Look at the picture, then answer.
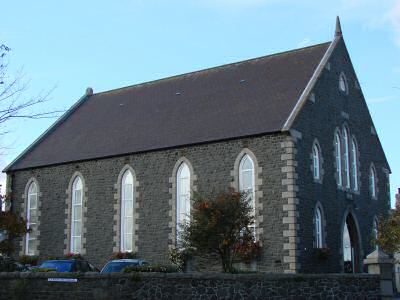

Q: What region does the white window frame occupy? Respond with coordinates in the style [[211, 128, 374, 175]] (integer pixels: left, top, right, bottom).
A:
[[239, 154, 256, 235], [312, 143, 320, 180], [315, 207, 323, 248], [70, 177, 83, 254], [351, 138, 358, 191], [343, 127, 350, 189], [335, 132, 342, 187], [370, 165, 377, 198], [176, 162, 191, 241], [120, 170, 134, 252], [25, 182, 38, 256]]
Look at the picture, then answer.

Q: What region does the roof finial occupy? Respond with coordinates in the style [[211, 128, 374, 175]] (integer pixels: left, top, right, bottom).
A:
[[86, 87, 93, 96], [335, 16, 342, 38]]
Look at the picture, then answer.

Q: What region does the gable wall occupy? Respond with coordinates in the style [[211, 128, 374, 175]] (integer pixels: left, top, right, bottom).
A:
[[291, 38, 390, 273], [9, 133, 290, 271]]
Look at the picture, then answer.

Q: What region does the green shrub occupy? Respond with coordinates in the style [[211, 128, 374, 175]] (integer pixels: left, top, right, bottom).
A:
[[123, 264, 179, 273], [109, 251, 137, 260], [229, 267, 258, 274], [44, 255, 58, 261], [31, 268, 56, 273], [0, 256, 18, 272], [168, 247, 196, 272], [64, 253, 84, 260], [18, 255, 39, 266]]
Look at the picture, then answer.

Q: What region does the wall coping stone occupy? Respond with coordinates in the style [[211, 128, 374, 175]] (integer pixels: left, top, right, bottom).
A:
[[0, 272, 379, 281], [364, 249, 393, 265]]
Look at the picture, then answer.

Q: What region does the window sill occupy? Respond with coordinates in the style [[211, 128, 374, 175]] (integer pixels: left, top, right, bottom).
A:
[[313, 178, 323, 184]]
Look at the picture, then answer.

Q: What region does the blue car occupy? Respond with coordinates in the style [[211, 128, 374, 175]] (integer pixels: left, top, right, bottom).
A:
[[100, 259, 149, 273], [37, 259, 99, 273]]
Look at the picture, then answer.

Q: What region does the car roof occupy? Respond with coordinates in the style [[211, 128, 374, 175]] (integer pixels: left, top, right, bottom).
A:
[[107, 259, 144, 263], [41, 260, 77, 263]]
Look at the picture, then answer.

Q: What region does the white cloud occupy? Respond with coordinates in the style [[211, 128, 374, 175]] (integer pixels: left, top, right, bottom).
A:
[[200, 0, 272, 9], [339, 0, 400, 47], [297, 37, 311, 48], [387, 1, 400, 46], [341, 0, 364, 9], [208, 0, 268, 4], [367, 95, 397, 104]]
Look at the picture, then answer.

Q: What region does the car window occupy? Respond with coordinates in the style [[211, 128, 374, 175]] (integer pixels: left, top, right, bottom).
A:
[[39, 261, 74, 272], [101, 262, 139, 273]]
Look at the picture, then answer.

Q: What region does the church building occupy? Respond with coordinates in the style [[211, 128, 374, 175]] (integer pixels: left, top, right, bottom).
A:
[[4, 18, 391, 273]]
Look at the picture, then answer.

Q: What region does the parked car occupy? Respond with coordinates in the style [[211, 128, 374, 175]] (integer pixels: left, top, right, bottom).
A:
[[0, 256, 28, 272], [101, 259, 149, 273], [37, 259, 99, 273], [14, 261, 29, 272]]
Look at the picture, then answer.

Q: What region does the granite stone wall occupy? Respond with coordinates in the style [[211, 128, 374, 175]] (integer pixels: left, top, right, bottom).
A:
[[0, 272, 380, 300], [8, 134, 289, 271], [291, 38, 391, 273]]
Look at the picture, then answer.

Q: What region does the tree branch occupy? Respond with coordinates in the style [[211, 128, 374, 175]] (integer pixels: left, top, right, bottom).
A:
[[0, 43, 62, 152]]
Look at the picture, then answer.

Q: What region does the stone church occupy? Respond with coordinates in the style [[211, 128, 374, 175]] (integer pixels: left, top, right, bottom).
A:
[[4, 18, 391, 273]]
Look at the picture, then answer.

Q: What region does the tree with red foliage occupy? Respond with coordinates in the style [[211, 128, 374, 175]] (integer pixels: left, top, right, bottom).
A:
[[0, 193, 28, 256], [182, 189, 261, 273], [374, 201, 400, 254]]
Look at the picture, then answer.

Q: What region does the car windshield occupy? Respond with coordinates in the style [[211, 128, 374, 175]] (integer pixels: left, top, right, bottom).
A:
[[101, 261, 139, 273], [39, 261, 74, 272]]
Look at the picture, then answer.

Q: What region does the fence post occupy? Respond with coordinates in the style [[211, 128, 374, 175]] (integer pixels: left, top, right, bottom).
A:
[[364, 249, 394, 299]]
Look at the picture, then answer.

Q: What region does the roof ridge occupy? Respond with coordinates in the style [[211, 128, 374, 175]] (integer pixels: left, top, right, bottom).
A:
[[94, 41, 331, 96]]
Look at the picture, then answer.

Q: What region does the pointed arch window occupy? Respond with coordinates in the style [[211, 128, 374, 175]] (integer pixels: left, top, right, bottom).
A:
[[71, 177, 83, 253], [342, 219, 352, 271], [315, 207, 323, 248], [26, 182, 38, 255], [351, 138, 358, 191], [339, 73, 348, 94], [335, 132, 342, 187], [121, 170, 134, 252], [312, 143, 321, 180], [239, 154, 255, 234], [343, 127, 350, 189], [176, 163, 190, 238], [369, 165, 377, 198]]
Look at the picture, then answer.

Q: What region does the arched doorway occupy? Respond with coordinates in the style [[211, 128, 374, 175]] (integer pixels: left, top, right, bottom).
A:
[[342, 213, 361, 273]]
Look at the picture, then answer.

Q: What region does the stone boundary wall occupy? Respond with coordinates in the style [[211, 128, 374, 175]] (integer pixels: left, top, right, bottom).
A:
[[0, 272, 380, 300]]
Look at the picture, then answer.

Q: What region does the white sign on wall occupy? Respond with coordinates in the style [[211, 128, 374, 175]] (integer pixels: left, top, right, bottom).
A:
[[48, 278, 78, 283]]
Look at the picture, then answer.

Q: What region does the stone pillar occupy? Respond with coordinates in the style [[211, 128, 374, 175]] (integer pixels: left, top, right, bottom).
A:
[[364, 249, 394, 299], [395, 188, 400, 208]]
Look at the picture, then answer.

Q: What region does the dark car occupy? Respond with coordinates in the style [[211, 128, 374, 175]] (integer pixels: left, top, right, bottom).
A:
[[100, 259, 149, 273], [37, 259, 99, 273], [0, 256, 28, 272]]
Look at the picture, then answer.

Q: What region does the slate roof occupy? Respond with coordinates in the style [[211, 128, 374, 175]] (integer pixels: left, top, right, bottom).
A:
[[6, 42, 331, 171]]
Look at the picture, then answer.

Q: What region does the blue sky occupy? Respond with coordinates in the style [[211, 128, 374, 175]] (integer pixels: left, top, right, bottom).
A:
[[1, 0, 399, 205]]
